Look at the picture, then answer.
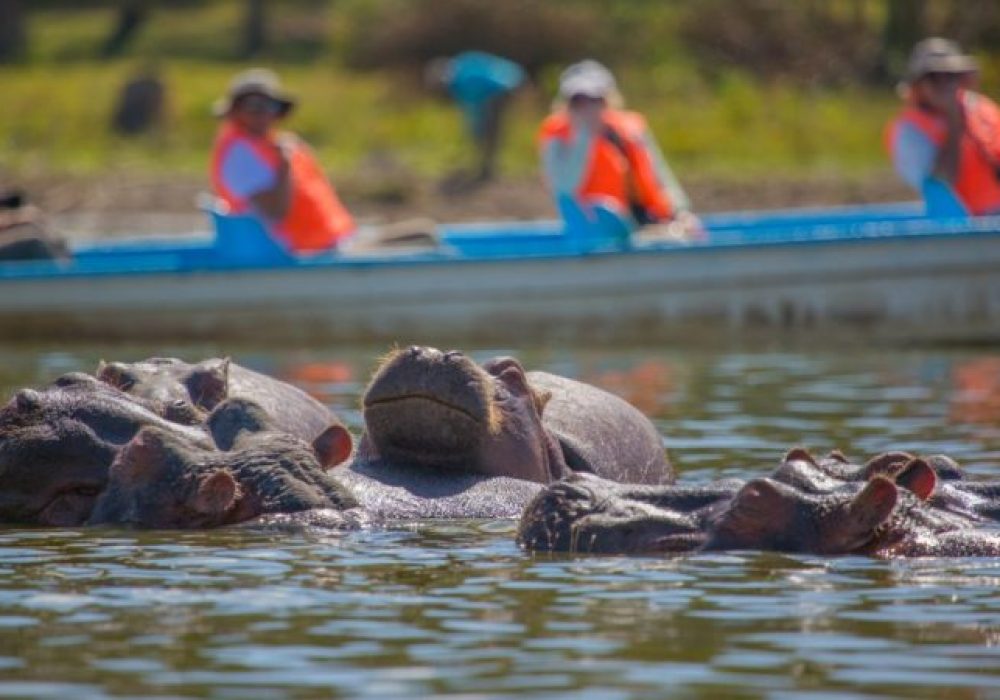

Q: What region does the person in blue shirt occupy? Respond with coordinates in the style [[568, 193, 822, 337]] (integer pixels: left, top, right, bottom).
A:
[[426, 51, 525, 184]]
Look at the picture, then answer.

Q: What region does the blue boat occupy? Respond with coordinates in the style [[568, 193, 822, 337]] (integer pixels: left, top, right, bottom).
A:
[[2, 202, 999, 344]]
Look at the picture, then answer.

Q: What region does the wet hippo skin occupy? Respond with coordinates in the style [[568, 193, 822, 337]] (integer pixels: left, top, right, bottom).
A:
[[0, 379, 212, 526], [87, 400, 359, 529], [97, 356, 347, 453], [518, 450, 1000, 558]]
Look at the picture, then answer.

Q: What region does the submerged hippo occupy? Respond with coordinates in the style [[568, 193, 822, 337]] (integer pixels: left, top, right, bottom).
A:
[[88, 400, 359, 529], [358, 346, 671, 485], [518, 454, 1000, 557], [0, 380, 212, 526], [96, 357, 347, 451], [771, 448, 1000, 523]]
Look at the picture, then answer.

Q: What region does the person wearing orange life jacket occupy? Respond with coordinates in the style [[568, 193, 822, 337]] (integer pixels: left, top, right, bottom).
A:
[[886, 38, 1000, 217], [210, 69, 355, 253], [538, 60, 702, 243]]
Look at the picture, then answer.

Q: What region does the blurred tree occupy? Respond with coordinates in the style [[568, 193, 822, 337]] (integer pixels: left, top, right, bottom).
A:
[[679, 0, 879, 86], [343, 0, 597, 79], [101, 0, 151, 58], [0, 0, 26, 62], [242, 0, 267, 58], [880, 0, 926, 79]]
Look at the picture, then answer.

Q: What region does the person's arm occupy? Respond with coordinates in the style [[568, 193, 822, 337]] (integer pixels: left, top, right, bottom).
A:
[[928, 86, 966, 185], [220, 137, 291, 221], [248, 137, 292, 220], [890, 122, 937, 192], [541, 126, 593, 196]]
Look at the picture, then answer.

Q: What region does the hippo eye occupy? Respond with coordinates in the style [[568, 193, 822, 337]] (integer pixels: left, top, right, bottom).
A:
[[73, 486, 101, 497]]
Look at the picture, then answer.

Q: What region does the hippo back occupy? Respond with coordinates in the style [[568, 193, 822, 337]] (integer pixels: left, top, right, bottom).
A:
[[226, 363, 341, 443], [340, 458, 543, 520], [528, 371, 672, 486]]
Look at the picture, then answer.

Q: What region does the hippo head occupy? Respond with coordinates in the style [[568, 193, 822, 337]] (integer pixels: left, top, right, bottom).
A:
[[0, 389, 114, 525], [207, 397, 352, 468], [0, 382, 210, 526], [707, 476, 900, 555], [88, 427, 242, 529], [97, 357, 230, 425], [89, 401, 357, 529], [771, 448, 851, 494], [361, 346, 566, 483], [517, 473, 705, 554]]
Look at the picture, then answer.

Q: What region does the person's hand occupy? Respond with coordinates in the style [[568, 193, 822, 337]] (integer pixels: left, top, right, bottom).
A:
[[638, 211, 706, 243], [925, 76, 965, 129], [673, 210, 706, 240], [274, 133, 296, 177]]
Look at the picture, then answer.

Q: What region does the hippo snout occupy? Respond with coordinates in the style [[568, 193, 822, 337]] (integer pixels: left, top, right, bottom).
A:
[[362, 346, 496, 466]]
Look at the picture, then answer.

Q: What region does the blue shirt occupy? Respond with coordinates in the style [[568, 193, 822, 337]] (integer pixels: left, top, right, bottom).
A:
[[446, 51, 525, 134]]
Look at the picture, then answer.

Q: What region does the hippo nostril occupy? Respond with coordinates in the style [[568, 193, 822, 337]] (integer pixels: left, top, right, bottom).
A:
[[407, 346, 423, 357]]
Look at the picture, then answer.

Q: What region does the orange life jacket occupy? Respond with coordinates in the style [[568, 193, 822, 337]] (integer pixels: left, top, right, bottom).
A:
[[887, 91, 1000, 216], [538, 109, 674, 222], [211, 122, 355, 252]]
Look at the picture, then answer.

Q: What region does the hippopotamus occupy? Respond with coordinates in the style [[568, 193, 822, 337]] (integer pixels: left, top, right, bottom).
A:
[[207, 395, 544, 520], [84, 394, 539, 525], [771, 448, 939, 498], [88, 399, 359, 529], [96, 357, 347, 452], [771, 448, 1000, 523], [518, 455, 1000, 557], [775, 448, 966, 486], [358, 346, 671, 485], [517, 472, 740, 554], [0, 379, 212, 526]]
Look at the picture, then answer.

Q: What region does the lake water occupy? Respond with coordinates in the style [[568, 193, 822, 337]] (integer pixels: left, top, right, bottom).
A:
[[1, 342, 1000, 699]]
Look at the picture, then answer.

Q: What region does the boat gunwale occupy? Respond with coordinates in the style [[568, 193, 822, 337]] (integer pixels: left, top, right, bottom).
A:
[[1, 211, 999, 283]]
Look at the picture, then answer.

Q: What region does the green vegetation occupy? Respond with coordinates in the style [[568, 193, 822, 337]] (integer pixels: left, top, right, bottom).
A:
[[2, 1, 998, 184]]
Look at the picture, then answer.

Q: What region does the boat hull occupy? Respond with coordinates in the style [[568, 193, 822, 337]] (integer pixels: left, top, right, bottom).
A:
[[4, 225, 999, 345]]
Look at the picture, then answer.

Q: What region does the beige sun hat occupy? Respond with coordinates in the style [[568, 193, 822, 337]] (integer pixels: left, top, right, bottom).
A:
[[212, 68, 296, 118], [903, 38, 978, 83]]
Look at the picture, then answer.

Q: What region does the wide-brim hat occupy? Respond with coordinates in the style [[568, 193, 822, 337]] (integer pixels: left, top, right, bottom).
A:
[[558, 59, 617, 100], [903, 37, 978, 83], [212, 68, 296, 118]]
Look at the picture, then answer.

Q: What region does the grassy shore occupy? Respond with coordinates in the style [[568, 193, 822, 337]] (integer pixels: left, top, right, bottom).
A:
[[1, 59, 907, 180]]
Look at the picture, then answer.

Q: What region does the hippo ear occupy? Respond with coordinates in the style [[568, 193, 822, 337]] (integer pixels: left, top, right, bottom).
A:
[[312, 425, 353, 469], [192, 470, 238, 516], [494, 363, 532, 397], [189, 358, 230, 411], [849, 476, 898, 529], [13, 388, 41, 412], [530, 388, 552, 415], [782, 447, 816, 465], [862, 451, 914, 479], [893, 458, 937, 501], [922, 454, 964, 481], [96, 361, 134, 391], [826, 449, 849, 464]]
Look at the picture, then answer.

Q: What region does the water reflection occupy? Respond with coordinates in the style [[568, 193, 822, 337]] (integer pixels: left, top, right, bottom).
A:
[[0, 345, 999, 697]]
